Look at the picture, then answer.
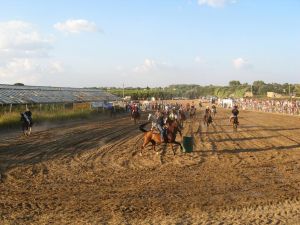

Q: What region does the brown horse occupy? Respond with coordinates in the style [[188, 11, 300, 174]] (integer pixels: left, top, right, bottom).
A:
[[203, 112, 213, 127], [131, 111, 140, 124], [230, 116, 239, 131], [139, 119, 182, 155]]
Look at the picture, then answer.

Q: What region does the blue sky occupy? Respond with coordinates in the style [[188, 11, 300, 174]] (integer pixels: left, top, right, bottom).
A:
[[0, 0, 299, 87]]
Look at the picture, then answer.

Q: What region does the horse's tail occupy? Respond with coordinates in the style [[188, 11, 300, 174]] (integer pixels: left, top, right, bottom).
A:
[[139, 122, 150, 132]]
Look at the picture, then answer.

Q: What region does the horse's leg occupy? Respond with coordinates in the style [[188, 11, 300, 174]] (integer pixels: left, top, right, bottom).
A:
[[140, 138, 150, 156], [171, 144, 176, 155], [150, 140, 156, 152], [173, 141, 183, 150], [28, 127, 32, 135]]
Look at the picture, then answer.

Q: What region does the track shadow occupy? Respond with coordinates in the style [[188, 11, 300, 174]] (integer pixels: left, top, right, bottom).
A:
[[199, 143, 300, 155], [213, 135, 279, 143]]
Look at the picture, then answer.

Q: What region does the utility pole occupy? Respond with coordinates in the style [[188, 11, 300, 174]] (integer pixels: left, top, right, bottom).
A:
[[122, 83, 125, 99], [289, 83, 291, 100]]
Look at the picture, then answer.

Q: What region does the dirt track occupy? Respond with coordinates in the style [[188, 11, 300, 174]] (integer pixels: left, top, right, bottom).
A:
[[0, 109, 300, 224]]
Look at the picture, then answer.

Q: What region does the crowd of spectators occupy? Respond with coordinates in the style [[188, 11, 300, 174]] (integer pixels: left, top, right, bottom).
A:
[[232, 99, 300, 116]]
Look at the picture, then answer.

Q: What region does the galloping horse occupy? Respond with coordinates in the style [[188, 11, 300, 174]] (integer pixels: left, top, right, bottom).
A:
[[230, 116, 239, 131], [203, 112, 213, 128], [139, 118, 182, 155], [20, 112, 32, 136]]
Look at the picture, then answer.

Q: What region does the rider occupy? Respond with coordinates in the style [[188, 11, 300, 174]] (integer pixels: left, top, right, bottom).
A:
[[205, 106, 211, 115], [212, 104, 217, 114], [156, 111, 166, 142], [21, 107, 33, 126], [204, 106, 212, 123], [231, 105, 239, 124], [168, 108, 177, 121], [199, 101, 202, 108], [132, 103, 138, 114]]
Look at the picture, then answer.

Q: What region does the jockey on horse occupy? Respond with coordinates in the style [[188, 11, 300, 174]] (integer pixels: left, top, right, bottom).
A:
[[141, 110, 182, 155], [203, 106, 213, 126], [168, 108, 178, 121], [230, 105, 239, 125], [20, 107, 33, 135], [147, 110, 168, 142]]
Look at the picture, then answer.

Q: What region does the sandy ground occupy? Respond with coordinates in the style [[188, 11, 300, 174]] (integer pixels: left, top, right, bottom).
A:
[[0, 108, 300, 224]]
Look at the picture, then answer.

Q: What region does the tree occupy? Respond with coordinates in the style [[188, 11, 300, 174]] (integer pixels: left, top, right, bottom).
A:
[[252, 80, 265, 87], [14, 83, 24, 86], [229, 80, 241, 86]]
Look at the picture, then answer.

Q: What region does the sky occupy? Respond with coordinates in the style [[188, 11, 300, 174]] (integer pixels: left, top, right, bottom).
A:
[[0, 0, 299, 87]]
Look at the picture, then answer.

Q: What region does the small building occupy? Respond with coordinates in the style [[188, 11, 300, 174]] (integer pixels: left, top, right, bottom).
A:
[[221, 98, 234, 108]]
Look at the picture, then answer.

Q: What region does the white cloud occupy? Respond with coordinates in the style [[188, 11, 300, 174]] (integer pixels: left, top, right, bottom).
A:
[[233, 57, 252, 70], [133, 59, 171, 73], [0, 20, 63, 84], [0, 20, 53, 58], [0, 58, 64, 84], [54, 19, 100, 34], [133, 59, 158, 73], [198, 0, 237, 7]]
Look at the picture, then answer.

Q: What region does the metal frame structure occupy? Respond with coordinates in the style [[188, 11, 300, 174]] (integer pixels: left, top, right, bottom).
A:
[[0, 84, 119, 105]]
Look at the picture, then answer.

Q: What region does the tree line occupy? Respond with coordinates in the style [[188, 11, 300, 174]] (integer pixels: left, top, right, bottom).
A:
[[101, 81, 300, 100]]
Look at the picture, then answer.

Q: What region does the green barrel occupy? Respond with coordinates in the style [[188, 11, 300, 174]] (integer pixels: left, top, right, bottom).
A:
[[182, 136, 193, 153]]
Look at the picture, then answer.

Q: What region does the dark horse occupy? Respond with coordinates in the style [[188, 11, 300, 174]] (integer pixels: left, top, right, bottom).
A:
[[230, 116, 239, 131], [190, 107, 196, 119], [20, 112, 32, 136], [203, 112, 213, 128], [131, 110, 140, 124], [139, 118, 182, 155]]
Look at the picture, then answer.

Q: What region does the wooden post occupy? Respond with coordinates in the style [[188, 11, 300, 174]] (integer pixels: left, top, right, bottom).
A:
[[9, 104, 12, 113]]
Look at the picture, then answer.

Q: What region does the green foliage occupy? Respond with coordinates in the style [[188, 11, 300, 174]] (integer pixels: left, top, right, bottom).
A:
[[104, 81, 298, 100], [229, 80, 241, 86]]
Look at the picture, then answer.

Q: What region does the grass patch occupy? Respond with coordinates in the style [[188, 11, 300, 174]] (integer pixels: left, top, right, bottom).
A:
[[0, 110, 99, 129]]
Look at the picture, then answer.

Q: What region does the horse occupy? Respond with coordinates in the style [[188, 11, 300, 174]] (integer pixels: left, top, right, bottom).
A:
[[139, 118, 182, 156], [230, 116, 239, 131], [131, 110, 140, 124], [190, 107, 196, 119], [20, 112, 32, 136], [203, 112, 213, 128]]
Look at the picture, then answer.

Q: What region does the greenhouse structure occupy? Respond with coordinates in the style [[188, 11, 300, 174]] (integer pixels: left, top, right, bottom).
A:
[[0, 84, 119, 113]]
